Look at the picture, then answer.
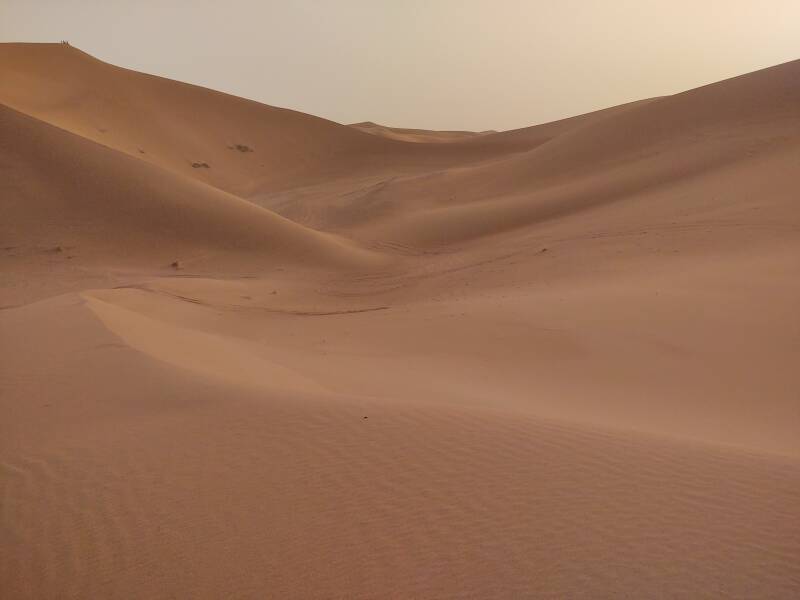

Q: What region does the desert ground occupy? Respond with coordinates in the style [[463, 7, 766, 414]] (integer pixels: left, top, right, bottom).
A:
[[1, 43, 799, 598]]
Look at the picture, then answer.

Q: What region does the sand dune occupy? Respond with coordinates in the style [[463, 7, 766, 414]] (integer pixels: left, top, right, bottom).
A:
[[2, 44, 799, 599], [0, 44, 541, 197], [349, 120, 494, 143], [284, 59, 800, 245], [0, 43, 384, 195], [0, 104, 379, 270]]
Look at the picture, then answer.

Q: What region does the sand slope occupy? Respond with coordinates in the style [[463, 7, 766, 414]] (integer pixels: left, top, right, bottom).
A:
[[0, 104, 379, 270], [2, 44, 800, 599], [0, 44, 544, 197], [0, 43, 384, 195]]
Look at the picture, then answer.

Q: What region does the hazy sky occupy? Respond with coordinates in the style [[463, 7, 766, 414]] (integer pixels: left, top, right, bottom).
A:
[[3, 1, 800, 131]]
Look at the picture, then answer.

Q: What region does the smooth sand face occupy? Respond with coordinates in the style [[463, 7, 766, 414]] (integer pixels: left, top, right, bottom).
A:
[[2, 43, 800, 599]]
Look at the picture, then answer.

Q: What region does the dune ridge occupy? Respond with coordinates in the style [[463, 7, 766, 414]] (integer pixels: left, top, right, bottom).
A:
[[2, 44, 799, 599]]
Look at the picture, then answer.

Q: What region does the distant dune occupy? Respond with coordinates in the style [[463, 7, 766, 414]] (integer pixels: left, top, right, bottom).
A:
[[2, 43, 799, 599], [349, 120, 495, 143]]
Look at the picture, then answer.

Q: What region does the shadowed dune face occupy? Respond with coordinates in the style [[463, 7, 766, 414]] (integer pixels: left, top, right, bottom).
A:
[[0, 103, 382, 272], [2, 43, 800, 599]]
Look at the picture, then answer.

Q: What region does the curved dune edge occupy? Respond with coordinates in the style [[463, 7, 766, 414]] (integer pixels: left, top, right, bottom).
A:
[[82, 292, 330, 395]]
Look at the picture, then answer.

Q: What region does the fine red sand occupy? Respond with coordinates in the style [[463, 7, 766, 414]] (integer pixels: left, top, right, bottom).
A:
[[2, 43, 799, 599]]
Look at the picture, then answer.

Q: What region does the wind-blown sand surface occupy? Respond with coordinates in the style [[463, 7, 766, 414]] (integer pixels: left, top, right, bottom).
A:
[[2, 43, 799, 598]]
